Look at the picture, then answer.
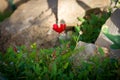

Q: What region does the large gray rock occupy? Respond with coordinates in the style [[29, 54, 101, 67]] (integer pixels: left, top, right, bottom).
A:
[[71, 41, 98, 66], [58, 0, 111, 27], [0, 0, 58, 51], [71, 41, 111, 66], [0, 0, 111, 52], [95, 9, 120, 58]]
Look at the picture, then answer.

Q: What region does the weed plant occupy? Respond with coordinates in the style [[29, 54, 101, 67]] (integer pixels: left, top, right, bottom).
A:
[[74, 13, 110, 43], [0, 42, 119, 80]]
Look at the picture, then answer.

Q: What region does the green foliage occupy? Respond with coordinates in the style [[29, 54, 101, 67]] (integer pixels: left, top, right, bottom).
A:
[[0, 43, 73, 80], [0, 43, 119, 80], [74, 56, 119, 80], [104, 33, 120, 49], [0, 12, 12, 22], [74, 13, 110, 43], [98, 47, 105, 56]]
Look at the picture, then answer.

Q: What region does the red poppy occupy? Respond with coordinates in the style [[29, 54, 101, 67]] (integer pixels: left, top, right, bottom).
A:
[[53, 24, 66, 33]]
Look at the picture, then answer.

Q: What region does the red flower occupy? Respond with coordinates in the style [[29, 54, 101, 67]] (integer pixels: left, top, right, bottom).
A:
[[53, 24, 66, 33], [13, 46, 17, 52], [13, 46, 20, 53]]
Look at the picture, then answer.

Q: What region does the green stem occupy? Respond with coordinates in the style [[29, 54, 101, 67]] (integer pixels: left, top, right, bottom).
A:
[[75, 34, 80, 49]]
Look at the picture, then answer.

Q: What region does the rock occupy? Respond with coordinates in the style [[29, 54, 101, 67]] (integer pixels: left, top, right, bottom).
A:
[[71, 41, 112, 66], [0, 0, 9, 13], [95, 9, 120, 47], [58, 31, 73, 40], [95, 9, 120, 58], [71, 41, 97, 66], [0, 0, 112, 52], [85, 44, 97, 56], [0, 0, 58, 52], [58, 0, 111, 27]]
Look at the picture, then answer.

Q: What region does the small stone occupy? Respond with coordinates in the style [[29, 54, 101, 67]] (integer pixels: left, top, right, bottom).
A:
[[85, 44, 97, 56]]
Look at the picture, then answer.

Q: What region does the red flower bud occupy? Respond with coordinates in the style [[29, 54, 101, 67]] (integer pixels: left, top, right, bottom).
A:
[[13, 46, 17, 52], [53, 24, 66, 33]]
